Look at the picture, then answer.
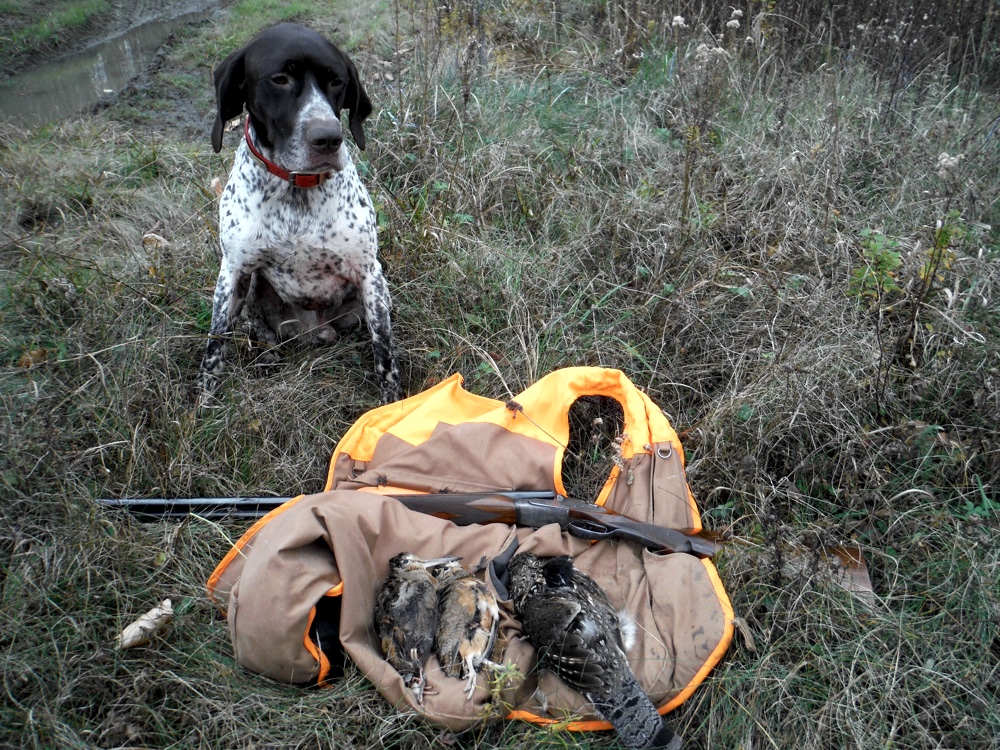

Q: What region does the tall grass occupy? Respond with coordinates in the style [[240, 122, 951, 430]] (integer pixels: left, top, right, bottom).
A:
[[1, 0, 998, 747]]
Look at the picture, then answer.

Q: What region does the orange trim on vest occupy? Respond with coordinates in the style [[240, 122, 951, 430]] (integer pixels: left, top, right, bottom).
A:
[[302, 604, 332, 686], [685, 485, 703, 534], [206, 494, 306, 604], [654, 558, 734, 714], [593, 464, 619, 506], [324, 374, 497, 491], [503, 710, 613, 732], [356, 485, 423, 495]]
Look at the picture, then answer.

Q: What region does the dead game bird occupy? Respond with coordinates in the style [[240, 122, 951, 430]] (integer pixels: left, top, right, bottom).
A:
[[507, 553, 682, 750], [434, 559, 505, 699], [374, 553, 458, 704]]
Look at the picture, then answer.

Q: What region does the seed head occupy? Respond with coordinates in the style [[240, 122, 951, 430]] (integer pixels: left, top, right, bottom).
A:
[[936, 152, 964, 181]]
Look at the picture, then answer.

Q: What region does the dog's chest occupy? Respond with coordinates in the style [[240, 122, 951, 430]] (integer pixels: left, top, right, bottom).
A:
[[221, 145, 378, 306]]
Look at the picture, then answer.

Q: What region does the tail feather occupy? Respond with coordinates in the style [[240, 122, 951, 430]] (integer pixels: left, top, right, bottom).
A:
[[588, 672, 682, 750]]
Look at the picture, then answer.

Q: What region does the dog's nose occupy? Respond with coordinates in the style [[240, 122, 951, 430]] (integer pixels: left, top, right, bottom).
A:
[[306, 121, 344, 154]]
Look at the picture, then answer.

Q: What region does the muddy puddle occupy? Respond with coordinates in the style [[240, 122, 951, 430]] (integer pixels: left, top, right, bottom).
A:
[[0, 5, 219, 126]]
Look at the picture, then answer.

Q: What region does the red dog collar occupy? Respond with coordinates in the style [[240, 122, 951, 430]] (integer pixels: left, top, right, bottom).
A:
[[244, 116, 330, 189]]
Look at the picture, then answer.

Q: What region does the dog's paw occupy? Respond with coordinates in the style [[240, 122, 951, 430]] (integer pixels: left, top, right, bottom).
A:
[[196, 369, 222, 409], [311, 327, 339, 346], [250, 348, 281, 378]]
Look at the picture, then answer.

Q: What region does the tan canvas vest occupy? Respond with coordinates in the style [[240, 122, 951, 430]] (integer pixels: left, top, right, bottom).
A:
[[208, 367, 733, 732]]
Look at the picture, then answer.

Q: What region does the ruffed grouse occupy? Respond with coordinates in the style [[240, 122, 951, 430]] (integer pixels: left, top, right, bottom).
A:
[[507, 552, 682, 750]]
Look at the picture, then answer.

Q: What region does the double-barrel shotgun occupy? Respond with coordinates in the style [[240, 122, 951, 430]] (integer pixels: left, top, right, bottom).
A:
[[96, 490, 720, 559]]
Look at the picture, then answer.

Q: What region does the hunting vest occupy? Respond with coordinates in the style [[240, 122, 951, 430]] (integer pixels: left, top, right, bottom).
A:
[[208, 367, 733, 731]]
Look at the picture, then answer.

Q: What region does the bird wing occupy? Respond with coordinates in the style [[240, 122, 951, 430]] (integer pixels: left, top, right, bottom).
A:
[[523, 591, 607, 693], [570, 568, 629, 652], [375, 573, 439, 671]]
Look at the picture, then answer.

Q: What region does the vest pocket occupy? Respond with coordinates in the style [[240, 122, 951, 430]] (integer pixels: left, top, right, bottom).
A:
[[649, 441, 697, 530]]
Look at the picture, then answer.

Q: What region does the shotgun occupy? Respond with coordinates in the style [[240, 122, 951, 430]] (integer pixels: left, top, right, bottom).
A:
[[95, 491, 720, 559]]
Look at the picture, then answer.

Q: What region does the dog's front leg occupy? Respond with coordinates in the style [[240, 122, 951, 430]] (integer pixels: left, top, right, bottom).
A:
[[197, 263, 252, 405], [360, 270, 402, 404]]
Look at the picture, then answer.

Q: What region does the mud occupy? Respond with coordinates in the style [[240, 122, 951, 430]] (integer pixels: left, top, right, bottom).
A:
[[4, 0, 217, 76], [2, 0, 224, 136], [3, 7, 218, 126]]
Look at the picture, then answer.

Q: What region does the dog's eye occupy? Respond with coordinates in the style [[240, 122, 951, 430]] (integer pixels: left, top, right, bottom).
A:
[[270, 74, 291, 86], [321, 69, 342, 88]]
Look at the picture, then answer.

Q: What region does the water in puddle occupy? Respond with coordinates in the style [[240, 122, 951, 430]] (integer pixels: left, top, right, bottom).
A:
[[0, 7, 216, 126]]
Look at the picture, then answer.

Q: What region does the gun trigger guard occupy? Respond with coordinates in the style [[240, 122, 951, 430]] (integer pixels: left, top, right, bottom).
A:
[[566, 519, 614, 541]]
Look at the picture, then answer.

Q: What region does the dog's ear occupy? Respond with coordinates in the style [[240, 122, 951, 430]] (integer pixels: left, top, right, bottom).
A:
[[341, 53, 372, 151], [211, 47, 248, 153]]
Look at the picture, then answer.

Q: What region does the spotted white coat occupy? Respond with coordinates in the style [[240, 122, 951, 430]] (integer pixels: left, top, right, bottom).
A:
[[198, 23, 401, 405]]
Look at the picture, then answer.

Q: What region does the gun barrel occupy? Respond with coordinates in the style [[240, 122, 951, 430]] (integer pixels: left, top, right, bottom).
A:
[[96, 497, 288, 517]]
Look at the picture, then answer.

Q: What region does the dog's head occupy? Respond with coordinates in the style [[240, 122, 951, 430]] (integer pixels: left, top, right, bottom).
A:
[[211, 23, 372, 173]]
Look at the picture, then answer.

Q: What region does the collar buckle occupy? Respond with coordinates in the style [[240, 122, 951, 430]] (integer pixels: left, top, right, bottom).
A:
[[286, 171, 326, 189]]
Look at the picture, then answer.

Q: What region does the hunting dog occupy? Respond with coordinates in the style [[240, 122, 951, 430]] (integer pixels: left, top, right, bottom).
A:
[[199, 23, 401, 404]]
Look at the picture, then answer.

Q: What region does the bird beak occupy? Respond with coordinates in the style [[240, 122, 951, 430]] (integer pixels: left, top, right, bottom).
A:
[[420, 556, 461, 568]]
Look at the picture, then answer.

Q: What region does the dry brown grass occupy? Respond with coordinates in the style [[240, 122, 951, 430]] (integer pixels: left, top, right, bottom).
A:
[[2, 0, 999, 747]]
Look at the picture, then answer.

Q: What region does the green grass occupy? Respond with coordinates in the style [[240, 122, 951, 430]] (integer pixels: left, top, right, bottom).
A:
[[2, 0, 110, 63], [2, 0, 999, 748], [12, 0, 109, 42]]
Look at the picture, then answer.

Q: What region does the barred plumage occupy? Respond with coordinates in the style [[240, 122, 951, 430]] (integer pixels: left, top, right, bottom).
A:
[[508, 552, 682, 750], [374, 553, 457, 704], [434, 560, 505, 699]]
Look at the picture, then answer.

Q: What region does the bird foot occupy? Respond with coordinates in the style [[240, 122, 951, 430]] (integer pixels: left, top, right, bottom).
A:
[[407, 663, 437, 707], [414, 684, 440, 705], [463, 673, 477, 700], [409, 682, 440, 706]]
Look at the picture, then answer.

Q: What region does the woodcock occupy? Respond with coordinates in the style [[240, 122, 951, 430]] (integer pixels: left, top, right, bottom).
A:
[[374, 553, 457, 704], [507, 552, 683, 750], [433, 559, 505, 699]]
